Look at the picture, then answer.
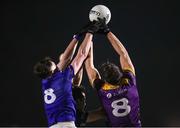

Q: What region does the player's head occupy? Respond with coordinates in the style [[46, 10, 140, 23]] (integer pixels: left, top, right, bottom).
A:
[[99, 61, 123, 86], [72, 86, 86, 111], [33, 57, 57, 79]]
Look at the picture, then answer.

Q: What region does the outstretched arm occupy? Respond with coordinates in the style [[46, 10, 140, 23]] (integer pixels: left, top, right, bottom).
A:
[[71, 33, 93, 75], [71, 20, 101, 75], [57, 38, 78, 71], [85, 41, 101, 87], [107, 32, 135, 74], [73, 67, 83, 87]]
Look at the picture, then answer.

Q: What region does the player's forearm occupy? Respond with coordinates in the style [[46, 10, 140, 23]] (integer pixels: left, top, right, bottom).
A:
[[71, 33, 93, 75], [85, 43, 101, 86], [107, 32, 135, 72], [62, 38, 79, 62], [107, 32, 128, 57], [85, 61, 98, 86], [73, 67, 83, 86], [85, 58, 93, 86], [78, 33, 93, 58]]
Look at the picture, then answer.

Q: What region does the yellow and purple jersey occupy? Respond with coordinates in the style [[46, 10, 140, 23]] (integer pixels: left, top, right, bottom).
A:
[[94, 69, 141, 127], [41, 65, 76, 127]]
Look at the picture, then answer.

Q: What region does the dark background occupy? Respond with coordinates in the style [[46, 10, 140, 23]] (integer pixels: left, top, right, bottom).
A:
[[1, 0, 180, 126]]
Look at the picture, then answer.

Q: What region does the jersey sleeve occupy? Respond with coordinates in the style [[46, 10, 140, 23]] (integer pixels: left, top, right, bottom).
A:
[[122, 69, 136, 86], [69, 65, 75, 76], [64, 65, 74, 80], [93, 79, 105, 91]]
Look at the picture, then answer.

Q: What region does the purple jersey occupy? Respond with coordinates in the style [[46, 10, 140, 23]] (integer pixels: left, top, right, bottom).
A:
[[94, 70, 141, 127], [41, 65, 76, 127]]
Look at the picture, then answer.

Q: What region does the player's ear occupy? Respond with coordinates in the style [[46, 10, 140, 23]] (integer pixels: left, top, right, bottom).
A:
[[59, 54, 64, 61]]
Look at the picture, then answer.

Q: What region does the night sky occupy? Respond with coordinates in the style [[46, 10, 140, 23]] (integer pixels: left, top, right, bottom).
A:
[[1, 0, 180, 126]]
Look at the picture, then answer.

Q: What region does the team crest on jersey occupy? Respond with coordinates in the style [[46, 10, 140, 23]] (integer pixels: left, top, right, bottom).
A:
[[106, 93, 112, 99]]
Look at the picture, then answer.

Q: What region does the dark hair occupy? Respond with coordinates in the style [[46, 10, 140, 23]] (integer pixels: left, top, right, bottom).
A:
[[99, 61, 123, 85], [33, 57, 53, 79], [72, 86, 86, 101]]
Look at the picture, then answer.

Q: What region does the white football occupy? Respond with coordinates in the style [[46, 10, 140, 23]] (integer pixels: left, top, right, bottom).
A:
[[89, 5, 111, 24]]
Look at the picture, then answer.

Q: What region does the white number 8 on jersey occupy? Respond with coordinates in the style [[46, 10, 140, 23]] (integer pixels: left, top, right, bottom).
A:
[[111, 98, 131, 117], [44, 88, 56, 104]]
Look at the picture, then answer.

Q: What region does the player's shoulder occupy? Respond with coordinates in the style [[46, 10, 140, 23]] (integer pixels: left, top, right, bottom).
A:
[[93, 78, 105, 90], [68, 64, 74, 72], [56, 65, 74, 80], [121, 68, 136, 86], [63, 65, 74, 74], [122, 68, 135, 76]]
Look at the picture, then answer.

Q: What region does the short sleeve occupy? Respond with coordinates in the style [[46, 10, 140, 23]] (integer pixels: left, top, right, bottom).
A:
[[122, 69, 136, 86], [69, 65, 75, 77], [63, 65, 74, 80], [93, 79, 105, 91]]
